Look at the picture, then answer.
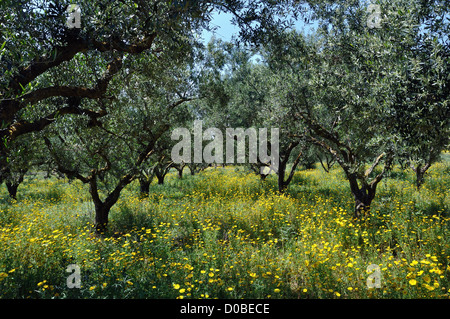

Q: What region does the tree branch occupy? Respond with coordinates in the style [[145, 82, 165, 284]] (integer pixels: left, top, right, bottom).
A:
[[285, 146, 304, 186], [369, 151, 394, 188], [307, 134, 350, 173], [17, 56, 122, 107], [43, 136, 90, 183], [364, 152, 385, 178], [1, 33, 156, 135], [296, 109, 355, 164], [7, 104, 107, 140]]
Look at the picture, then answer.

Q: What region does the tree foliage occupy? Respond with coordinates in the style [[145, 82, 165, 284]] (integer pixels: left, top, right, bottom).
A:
[[259, 0, 449, 214]]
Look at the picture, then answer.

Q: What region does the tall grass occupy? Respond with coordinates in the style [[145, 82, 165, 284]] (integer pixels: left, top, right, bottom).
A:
[[0, 161, 449, 299]]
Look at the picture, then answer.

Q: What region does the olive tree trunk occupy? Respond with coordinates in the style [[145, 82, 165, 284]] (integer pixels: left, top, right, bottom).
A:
[[410, 163, 431, 190], [89, 175, 132, 234], [348, 173, 378, 218]]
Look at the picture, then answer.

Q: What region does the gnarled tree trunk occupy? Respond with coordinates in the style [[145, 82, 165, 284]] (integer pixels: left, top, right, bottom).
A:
[[156, 172, 165, 185], [3, 168, 27, 200], [6, 182, 20, 200], [410, 163, 431, 190], [153, 161, 172, 185], [173, 163, 185, 179], [139, 177, 151, 198], [277, 141, 304, 193], [89, 175, 132, 234], [93, 202, 110, 235], [348, 173, 378, 218], [346, 151, 393, 218]]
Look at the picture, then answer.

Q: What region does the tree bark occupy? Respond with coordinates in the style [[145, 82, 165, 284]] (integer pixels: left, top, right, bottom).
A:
[[93, 202, 110, 235], [0, 155, 7, 187], [175, 163, 185, 179], [154, 161, 172, 185], [6, 182, 19, 200], [277, 141, 303, 193], [89, 175, 131, 234], [415, 168, 425, 190], [278, 159, 288, 193], [3, 168, 26, 200], [156, 174, 165, 185], [188, 165, 196, 176], [139, 177, 151, 198], [410, 163, 431, 190], [348, 173, 378, 218]]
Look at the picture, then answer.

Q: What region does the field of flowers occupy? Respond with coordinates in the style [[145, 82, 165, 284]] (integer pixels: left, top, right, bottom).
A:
[[0, 159, 449, 299]]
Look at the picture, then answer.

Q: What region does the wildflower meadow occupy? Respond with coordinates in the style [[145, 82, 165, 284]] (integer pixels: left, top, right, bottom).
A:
[[0, 156, 449, 299]]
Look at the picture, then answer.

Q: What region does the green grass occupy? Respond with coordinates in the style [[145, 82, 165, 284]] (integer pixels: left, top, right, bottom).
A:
[[0, 159, 449, 299]]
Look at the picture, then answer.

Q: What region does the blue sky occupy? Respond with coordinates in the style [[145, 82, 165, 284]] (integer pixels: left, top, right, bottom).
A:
[[201, 11, 241, 43], [200, 11, 318, 44]]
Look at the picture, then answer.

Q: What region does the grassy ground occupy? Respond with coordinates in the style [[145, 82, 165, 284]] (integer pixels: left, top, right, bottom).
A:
[[0, 159, 449, 299]]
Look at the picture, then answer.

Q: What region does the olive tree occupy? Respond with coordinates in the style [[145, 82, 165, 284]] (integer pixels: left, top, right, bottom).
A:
[[264, 0, 449, 216], [197, 38, 310, 192], [42, 44, 196, 233]]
